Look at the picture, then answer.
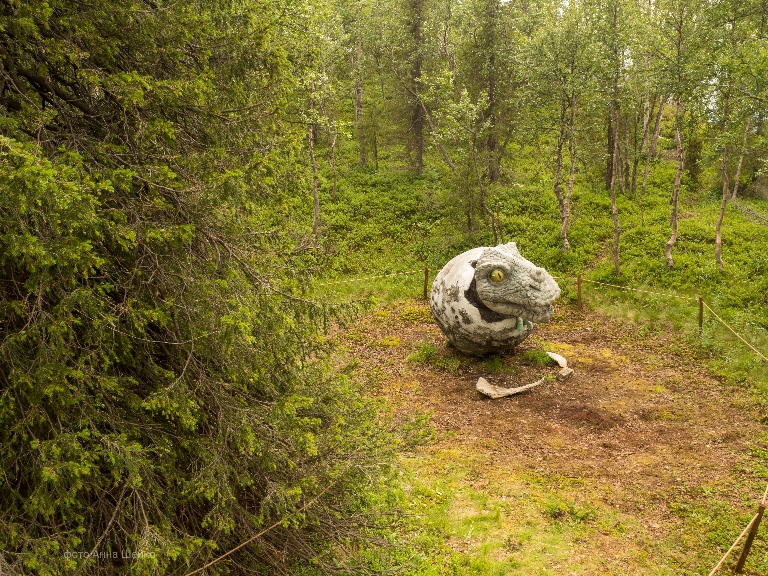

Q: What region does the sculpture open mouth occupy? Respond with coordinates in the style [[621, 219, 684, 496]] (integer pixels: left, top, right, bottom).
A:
[[465, 280, 556, 324], [520, 304, 555, 323], [481, 298, 556, 324]]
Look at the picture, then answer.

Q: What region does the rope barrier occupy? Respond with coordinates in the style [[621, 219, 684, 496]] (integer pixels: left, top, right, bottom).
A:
[[707, 513, 760, 576], [183, 474, 341, 576], [579, 277, 700, 301], [315, 267, 767, 363], [702, 301, 768, 363], [315, 269, 424, 287]]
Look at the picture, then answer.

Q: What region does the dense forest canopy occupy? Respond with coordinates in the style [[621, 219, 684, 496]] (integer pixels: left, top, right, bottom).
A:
[[0, 0, 766, 574]]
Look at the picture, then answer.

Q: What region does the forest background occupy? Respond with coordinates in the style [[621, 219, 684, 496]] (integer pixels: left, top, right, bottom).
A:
[[0, 0, 767, 574]]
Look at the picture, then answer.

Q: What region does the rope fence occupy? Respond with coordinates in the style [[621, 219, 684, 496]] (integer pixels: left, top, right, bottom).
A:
[[316, 266, 767, 365], [315, 263, 768, 573], [578, 277, 699, 301]]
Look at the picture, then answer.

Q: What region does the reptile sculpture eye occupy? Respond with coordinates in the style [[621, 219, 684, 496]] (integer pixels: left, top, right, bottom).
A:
[[490, 269, 505, 282]]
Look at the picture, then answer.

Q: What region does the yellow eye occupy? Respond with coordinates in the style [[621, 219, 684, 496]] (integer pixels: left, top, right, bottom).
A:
[[490, 269, 505, 282]]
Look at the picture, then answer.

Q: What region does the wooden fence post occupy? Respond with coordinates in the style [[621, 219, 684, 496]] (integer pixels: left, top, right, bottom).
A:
[[699, 297, 704, 333], [735, 490, 768, 573], [423, 266, 429, 300], [577, 275, 582, 311]]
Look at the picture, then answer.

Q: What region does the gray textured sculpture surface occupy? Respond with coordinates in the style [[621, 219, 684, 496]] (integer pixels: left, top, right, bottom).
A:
[[430, 242, 561, 356]]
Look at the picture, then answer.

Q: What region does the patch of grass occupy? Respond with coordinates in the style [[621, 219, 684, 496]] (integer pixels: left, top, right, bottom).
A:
[[479, 355, 517, 376], [543, 497, 597, 524], [434, 356, 462, 375], [408, 342, 463, 375], [399, 305, 432, 324], [408, 343, 437, 364], [373, 336, 401, 347], [522, 350, 557, 366]]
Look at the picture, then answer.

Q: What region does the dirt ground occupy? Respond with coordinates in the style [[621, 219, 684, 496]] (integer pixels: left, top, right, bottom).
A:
[[338, 301, 768, 574]]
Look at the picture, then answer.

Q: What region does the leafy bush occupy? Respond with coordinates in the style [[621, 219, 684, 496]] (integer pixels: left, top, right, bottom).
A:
[[0, 2, 406, 574]]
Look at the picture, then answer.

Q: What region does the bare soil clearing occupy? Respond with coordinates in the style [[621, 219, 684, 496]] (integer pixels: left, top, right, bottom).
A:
[[338, 301, 768, 574]]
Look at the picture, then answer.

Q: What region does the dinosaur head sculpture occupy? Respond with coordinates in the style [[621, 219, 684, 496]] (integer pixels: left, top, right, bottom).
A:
[[472, 242, 560, 324]]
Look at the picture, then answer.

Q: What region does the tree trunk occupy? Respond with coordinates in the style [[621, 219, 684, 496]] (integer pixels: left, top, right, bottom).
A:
[[610, 106, 622, 275], [553, 101, 568, 252], [631, 101, 651, 196], [623, 111, 631, 193], [474, 140, 498, 244], [320, 69, 338, 201], [716, 146, 729, 271], [731, 117, 751, 199], [605, 108, 614, 190], [309, 123, 320, 239], [564, 99, 578, 254], [616, 108, 625, 196], [329, 128, 338, 200], [354, 1, 366, 167], [410, 0, 424, 175], [640, 95, 666, 223], [648, 95, 666, 158], [372, 108, 378, 172], [715, 93, 730, 271], [665, 98, 684, 267]]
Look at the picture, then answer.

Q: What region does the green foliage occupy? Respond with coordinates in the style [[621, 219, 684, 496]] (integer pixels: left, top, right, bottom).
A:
[[0, 1, 408, 575]]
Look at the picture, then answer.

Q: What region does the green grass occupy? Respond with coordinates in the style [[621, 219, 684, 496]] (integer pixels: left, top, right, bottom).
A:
[[395, 449, 670, 575], [408, 342, 463, 375]]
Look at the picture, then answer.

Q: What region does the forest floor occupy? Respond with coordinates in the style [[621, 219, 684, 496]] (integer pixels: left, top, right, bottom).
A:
[[336, 300, 768, 575]]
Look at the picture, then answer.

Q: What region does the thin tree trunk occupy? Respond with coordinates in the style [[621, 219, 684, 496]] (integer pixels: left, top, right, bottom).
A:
[[616, 130, 625, 196], [623, 111, 631, 193], [354, 1, 366, 167], [631, 101, 650, 196], [610, 106, 622, 275], [606, 108, 614, 190], [665, 98, 684, 267], [410, 0, 424, 175], [487, 53, 499, 183], [330, 128, 338, 199], [553, 101, 568, 252], [319, 61, 338, 201], [715, 93, 730, 271], [606, 6, 619, 192], [473, 139, 497, 244], [564, 99, 578, 254], [640, 95, 666, 223], [716, 146, 729, 271], [731, 117, 751, 199], [392, 59, 457, 174], [321, 88, 338, 201], [648, 95, 666, 158], [372, 108, 378, 172], [467, 185, 474, 233], [309, 123, 320, 239]]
